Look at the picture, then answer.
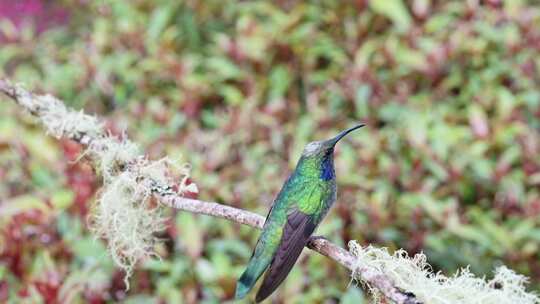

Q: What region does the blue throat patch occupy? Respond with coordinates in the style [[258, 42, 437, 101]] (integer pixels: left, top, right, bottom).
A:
[[320, 155, 334, 180]]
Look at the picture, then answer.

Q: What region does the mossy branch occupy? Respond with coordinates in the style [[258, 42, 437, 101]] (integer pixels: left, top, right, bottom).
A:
[[2, 78, 537, 304]]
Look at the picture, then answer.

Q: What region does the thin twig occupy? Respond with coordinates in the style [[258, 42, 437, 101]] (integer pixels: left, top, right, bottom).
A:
[[0, 78, 421, 304]]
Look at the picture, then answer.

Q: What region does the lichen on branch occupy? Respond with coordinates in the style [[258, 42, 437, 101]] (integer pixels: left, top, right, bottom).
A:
[[0, 79, 192, 286], [349, 241, 538, 304]]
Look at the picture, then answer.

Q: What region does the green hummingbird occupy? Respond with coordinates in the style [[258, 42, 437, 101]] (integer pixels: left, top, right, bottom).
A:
[[235, 124, 365, 302]]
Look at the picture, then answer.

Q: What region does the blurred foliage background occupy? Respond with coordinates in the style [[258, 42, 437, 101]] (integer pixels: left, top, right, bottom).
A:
[[1, 0, 540, 303]]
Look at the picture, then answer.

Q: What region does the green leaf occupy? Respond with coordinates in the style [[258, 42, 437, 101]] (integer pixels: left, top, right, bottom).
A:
[[341, 286, 366, 304], [147, 5, 175, 43], [51, 189, 75, 210], [0, 195, 47, 220], [354, 85, 371, 118], [219, 85, 244, 105], [268, 65, 292, 100], [176, 213, 203, 258], [370, 0, 412, 31]]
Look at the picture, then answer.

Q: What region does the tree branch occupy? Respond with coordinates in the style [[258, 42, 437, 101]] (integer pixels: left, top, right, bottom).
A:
[[0, 78, 421, 304]]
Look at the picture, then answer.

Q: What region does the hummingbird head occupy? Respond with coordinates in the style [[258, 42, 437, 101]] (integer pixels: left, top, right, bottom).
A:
[[298, 124, 365, 180], [301, 124, 365, 157]]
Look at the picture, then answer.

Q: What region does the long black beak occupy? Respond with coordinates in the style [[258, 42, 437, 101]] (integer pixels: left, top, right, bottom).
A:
[[326, 124, 365, 147]]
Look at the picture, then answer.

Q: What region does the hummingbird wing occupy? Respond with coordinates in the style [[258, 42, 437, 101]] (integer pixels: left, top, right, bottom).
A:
[[255, 208, 317, 302]]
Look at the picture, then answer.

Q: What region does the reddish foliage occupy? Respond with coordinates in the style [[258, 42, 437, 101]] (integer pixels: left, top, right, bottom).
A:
[[0, 210, 70, 278], [83, 290, 107, 304], [182, 178, 198, 199], [33, 271, 61, 303], [109, 271, 127, 301], [0, 0, 69, 40], [0, 281, 8, 302], [2, 210, 46, 278], [61, 140, 97, 215]]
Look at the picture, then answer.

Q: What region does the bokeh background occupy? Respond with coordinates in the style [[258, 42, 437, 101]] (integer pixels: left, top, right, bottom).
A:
[[1, 0, 540, 303]]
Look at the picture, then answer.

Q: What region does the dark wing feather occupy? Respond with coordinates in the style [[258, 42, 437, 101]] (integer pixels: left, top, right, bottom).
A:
[[255, 209, 317, 302]]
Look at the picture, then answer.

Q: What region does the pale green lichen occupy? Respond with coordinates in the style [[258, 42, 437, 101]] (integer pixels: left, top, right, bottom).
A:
[[91, 136, 140, 180], [31, 86, 191, 288], [88, 170, 166, 288], [87, 145, 189, 288], [349, 241, 539, 304], [36, 93, 104, 140]]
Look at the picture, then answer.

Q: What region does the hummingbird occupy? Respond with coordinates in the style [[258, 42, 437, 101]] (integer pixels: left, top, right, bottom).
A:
[[235, 124, 365, 302]]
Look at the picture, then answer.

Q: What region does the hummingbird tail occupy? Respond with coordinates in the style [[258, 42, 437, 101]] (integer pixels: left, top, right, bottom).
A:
[[235, 249, 273, 299], [235, 272, 256, 299]]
